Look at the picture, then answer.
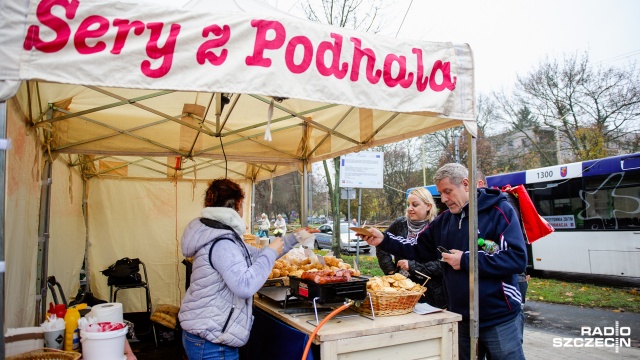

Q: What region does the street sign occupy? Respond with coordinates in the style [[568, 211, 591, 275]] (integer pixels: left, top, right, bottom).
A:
[[339, 151, 384, 189], [340, 188, 356, 199]]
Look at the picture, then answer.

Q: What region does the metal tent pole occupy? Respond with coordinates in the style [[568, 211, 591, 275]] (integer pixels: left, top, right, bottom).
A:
[[356, 188, 362, 267], [35, 105, 54, 325], [467, 132, 479, 359], [0, 100, 9, 358], [301, 161, 308, 227], [251, 180, 256, 232], [35, 158, 53, 325], [82, 179, 91, 295]]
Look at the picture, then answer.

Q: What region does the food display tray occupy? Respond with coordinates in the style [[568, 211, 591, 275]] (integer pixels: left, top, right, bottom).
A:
[[288, 276, 368, 304]]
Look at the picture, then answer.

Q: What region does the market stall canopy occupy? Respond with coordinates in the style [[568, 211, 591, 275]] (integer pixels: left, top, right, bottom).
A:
[[1, 0, 476, 181]]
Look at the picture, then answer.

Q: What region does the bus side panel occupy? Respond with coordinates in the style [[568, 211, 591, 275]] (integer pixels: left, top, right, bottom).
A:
[[530, 231, 640, 277]]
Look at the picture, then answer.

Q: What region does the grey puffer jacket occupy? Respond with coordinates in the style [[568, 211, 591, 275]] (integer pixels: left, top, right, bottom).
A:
[[178, 207, 297, 347]]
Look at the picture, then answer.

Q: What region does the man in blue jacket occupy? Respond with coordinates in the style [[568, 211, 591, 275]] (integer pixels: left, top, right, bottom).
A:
[[362, 163, 527, 360]]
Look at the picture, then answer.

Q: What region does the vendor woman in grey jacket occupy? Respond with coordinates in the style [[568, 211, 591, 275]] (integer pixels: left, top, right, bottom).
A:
[[179, 178, 302, 360]]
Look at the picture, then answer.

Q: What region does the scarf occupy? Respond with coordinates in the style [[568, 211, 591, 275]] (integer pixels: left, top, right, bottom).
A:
[[201, 207, 246, 238], [407, 218, 429, 241]]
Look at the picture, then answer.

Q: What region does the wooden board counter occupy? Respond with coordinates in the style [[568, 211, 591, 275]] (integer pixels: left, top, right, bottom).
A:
[[253, 296, 461, 360]]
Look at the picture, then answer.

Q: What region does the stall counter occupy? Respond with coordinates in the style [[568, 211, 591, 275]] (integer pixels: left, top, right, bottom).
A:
[[253, 296, 461, 360]]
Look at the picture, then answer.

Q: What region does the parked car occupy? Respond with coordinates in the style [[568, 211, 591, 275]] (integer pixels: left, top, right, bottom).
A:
[[314, 222, 370, 254]]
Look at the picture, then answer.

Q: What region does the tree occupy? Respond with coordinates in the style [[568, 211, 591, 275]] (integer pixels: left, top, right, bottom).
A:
[[575, 125, 608, 160], [489, 96, 557, 170], [303, 0, 387, 255], [308, 171, 329, 218], [427, 94, 502, 172], [254, 172, 301, 223], [500, 52, 640, 162], [323, 158, 342, 255], [375, 140, 422, 219], [301, 0, 383, 32], [437, 128, 495, 176], [512, 105, 539, 131]]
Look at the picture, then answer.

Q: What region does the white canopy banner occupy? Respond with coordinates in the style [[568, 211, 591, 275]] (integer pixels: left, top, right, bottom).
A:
[[3, 0, 473, 116]]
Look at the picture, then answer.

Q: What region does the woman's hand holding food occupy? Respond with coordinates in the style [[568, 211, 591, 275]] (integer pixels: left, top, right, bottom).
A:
[[268, 237, 284, 255]]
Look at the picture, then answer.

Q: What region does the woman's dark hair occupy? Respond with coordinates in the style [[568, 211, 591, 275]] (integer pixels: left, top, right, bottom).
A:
[[204, 178, 245, 210]]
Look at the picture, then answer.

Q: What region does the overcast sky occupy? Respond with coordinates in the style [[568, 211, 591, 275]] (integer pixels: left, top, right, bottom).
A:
[[268, 0, 640, 95]]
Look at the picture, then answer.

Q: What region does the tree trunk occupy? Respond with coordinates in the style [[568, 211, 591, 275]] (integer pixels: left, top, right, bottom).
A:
[[323, 157, 342, 257]]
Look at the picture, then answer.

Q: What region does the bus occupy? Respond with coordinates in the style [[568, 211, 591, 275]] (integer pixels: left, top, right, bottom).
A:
[[414, 152, 640, 280]]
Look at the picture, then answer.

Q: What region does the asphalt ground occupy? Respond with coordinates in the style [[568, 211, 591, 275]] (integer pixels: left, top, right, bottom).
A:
[[522, 300, 640, 359]]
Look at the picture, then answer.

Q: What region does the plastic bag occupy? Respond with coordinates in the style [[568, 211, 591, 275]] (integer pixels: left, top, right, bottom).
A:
[[501, 185, 554, 243], [101, 258, 142, 285]]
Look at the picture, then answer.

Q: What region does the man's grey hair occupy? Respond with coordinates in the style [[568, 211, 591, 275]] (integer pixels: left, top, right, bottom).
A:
[[434, 163, 468, 186]]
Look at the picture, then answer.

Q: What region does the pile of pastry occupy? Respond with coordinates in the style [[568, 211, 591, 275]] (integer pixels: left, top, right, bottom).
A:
[[268, 254, 360, 279], [366, 274, 423, 292]]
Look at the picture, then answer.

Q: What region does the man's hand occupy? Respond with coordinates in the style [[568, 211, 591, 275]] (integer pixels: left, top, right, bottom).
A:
[[441, 249, 463, 270], [397, 259, 409, 271], [360, 227, 383, 246]]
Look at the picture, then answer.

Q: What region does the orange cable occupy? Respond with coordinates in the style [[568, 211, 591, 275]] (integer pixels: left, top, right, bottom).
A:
[[301, 302, 350, 360]]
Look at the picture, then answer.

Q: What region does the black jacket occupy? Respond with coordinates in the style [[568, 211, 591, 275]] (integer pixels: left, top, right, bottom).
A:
[[379, 189, 527, 327], [376, 217, 448, 309]]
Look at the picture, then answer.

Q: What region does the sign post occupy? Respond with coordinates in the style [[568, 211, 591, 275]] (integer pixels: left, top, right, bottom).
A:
[[339, 152, 384, 266]]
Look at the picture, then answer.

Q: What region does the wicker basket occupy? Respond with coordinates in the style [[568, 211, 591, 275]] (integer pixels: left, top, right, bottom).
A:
[[356, 286, 427, 316], [6, 348, 81, 360]]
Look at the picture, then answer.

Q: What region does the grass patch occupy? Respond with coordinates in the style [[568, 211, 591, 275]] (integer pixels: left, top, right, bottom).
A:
[[341, 255, 384, 277], [528, 277, 639, 313], [311, 251, 383, 276], [311, 251, 384, 276]]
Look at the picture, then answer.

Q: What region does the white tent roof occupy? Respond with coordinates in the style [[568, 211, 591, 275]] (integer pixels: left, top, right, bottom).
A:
[[2, 0, 475, 181], [0, 0, 477, 332]]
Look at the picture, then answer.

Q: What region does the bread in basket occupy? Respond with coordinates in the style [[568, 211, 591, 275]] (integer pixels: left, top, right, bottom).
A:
[[356, 274, 427, 316]]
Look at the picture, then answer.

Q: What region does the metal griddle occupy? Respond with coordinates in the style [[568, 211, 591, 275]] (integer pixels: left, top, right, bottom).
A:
[[288, 276, 369, 304]]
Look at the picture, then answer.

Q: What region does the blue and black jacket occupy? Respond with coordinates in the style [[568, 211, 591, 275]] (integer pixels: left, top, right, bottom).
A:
[[378, 188, 527, 328]]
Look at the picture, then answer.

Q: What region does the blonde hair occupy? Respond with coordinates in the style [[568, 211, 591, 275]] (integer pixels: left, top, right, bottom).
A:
[[407, 187, 438, 222]]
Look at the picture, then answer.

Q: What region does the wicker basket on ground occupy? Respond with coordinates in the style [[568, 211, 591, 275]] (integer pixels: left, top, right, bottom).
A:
[[6, 348, 82, 360], [356, 286, 427, 316]]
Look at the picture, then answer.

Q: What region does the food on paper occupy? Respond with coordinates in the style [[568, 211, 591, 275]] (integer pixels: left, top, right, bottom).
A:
[[349, 227, 373, 237]]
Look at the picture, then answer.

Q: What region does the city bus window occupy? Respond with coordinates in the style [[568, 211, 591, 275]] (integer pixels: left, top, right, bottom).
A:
[[529, 178, 583, 230], [582, 171, 640, 230], [581, 185, 640, 230]]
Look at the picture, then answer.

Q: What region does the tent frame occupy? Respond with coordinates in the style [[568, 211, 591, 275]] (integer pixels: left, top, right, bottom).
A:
[[1, 101, 7, 358], [0, 102, 482, 360], [0, 0, 481, 356]]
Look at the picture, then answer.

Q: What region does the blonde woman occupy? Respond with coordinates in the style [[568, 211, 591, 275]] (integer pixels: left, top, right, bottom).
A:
[[258, 213, 270, 238], [376, 187, 447, 308]]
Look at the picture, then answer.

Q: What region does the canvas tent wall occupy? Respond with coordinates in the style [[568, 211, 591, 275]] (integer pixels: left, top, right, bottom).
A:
[[0, 0, 477, 336], [6, 100, 257, 328]]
